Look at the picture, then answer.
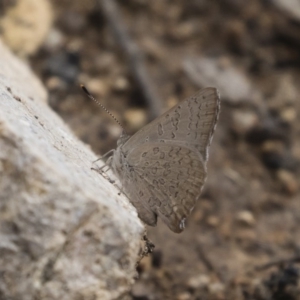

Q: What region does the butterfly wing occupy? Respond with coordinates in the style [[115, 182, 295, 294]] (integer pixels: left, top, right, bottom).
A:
[[114, 87, 220, 232], [121, 164, 158, 226], [123, 143, 206, 233], [122, 88, 220, 161]]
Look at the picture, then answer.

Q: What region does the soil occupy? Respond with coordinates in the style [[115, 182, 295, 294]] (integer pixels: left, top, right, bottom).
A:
[[18, 0, 300, 299]]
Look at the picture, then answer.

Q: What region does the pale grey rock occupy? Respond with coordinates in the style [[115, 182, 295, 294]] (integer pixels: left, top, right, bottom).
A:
[[0, 39, 144, 300], [272, 0, 300, 21], [183, 57, 260, 104]]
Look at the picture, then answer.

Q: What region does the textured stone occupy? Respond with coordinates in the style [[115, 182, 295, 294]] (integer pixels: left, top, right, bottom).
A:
[[0, 40, 144, 300]]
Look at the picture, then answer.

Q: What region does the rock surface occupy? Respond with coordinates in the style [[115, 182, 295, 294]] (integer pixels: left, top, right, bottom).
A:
[[0, 40, 144, 300]]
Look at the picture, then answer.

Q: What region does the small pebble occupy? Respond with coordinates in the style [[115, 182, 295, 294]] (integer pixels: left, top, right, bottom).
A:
[[206, 215, 220, 227], [272, 0, 300, 22], [45, 76, 66, 91], [208, 282, 225, 294], [174, 22, 196, 40], [261, 140, 285, 153], [260, 140, 296, 170], [124, 108, 147, 131], [167, 96, 178, 109], [187, 274, 210, 289], [192, 210, 204, 222], [131, 282, 150, 298], [183, 57, 257, 104], [177, 292, 192, 300], [276, 169, 298, 195], [142, 37, 164, 60], [236, 210, 255, 226], [231, 110, 258, 136], [113, 76, 130, 92], [280, 107, 297, 123], [86, 78, 107, 97], [43, 28, 65, 51]]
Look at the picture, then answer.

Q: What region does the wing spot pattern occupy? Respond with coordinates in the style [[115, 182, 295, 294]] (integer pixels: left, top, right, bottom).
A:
[[153, 147, 159, 154], [158, 123, 163, 136], [159, 178, 165, 185], [152, 167, 158, 174]]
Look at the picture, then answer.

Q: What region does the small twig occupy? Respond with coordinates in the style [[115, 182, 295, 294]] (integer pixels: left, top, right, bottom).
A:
[[196, 245, 215, 272], [254, 256, 300, 272], [194, 244, 227, 282], [98, 0, 162, 120]]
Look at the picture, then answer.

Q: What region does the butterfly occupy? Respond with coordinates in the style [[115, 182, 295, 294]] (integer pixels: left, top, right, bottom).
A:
[[82, 86, 220, 233]]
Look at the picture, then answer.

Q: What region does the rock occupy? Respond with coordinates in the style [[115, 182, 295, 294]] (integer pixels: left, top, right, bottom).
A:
[[131, 282, 151, 299], [142, 37, 164, 60], [260, 140, 296, 170], [269, 74, 298, 124], [0, 39, 144, 300], [236, 211, 256, 226], [276, 169, 298, 195], [0, 0, 53, 57], [46, 76, 67, 91], [231, 110, 259, 136], [177, 292, 192, 300], [206, 215, 220, 227], [0, 40, 47, 102], [43, 28, 65, 52], [208, 282, 225, 294], [272, 0, 300, 22], [113, 76, 130, 92], [183, 56, 260, 104], [124, 108, 147, 132], [170, 21, 197, 41], [85, 78, 108, 97], [187, 274, 210, 289], [280, 107, 297, 123]]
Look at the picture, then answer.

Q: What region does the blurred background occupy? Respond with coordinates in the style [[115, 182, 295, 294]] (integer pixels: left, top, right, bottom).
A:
[[1, 0, 300, 299]]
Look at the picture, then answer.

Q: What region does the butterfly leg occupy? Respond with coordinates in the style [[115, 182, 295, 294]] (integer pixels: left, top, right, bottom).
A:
[[92, 149, 115, 164], [92, 153, 115, 183]]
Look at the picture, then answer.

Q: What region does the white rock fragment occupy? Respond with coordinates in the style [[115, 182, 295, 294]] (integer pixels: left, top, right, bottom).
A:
[[272, 0, 300, 21], [0, 39, 144, 300], [183, 57, 260, 104]]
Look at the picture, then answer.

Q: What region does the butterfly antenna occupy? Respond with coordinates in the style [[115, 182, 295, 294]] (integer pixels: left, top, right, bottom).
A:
[[80, 84, 126, 133]]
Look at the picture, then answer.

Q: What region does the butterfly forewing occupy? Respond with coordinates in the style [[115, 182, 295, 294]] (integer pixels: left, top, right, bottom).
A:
[[122, 88, 220, 161]]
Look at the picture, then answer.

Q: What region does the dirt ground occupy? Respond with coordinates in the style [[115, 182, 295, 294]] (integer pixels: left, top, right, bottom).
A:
[[3, 0, 300, 299]]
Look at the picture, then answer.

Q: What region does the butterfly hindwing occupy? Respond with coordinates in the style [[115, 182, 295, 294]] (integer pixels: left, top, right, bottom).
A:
[[125, 143, 206, 232]]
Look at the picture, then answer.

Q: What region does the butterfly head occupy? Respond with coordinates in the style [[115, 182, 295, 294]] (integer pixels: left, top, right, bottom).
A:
[[117, 130, 131, 147]]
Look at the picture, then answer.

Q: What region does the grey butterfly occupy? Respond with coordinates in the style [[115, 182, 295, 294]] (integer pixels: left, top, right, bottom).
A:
[[107, 87, 221, 233]]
